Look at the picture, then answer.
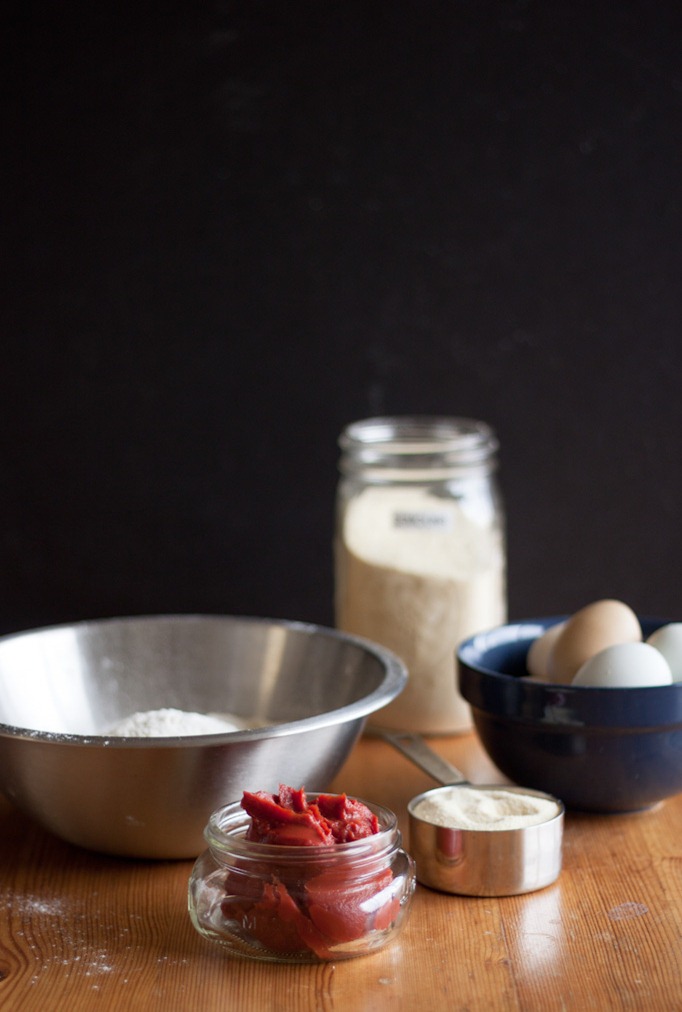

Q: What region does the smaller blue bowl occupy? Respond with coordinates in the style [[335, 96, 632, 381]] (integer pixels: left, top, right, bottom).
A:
[[457, 617, 682, 813]]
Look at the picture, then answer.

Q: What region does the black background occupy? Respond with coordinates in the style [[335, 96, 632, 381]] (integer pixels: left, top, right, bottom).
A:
[[3, 1, 682, 635]]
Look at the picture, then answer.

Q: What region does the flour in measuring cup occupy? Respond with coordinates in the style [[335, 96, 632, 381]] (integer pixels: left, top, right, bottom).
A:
[[412, 786, 561, 831]]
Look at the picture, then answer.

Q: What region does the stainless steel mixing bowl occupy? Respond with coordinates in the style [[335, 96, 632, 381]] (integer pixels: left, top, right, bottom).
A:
[[0, 615, 406, 859]]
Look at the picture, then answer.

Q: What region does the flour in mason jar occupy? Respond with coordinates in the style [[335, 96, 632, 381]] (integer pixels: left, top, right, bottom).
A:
[[105, 708, 243, 737], [335, 485, 506, 733], [412, 786, 561, 831]]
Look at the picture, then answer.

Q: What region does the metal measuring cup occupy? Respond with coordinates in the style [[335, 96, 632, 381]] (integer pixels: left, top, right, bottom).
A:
[[385, 732, 564, 897]]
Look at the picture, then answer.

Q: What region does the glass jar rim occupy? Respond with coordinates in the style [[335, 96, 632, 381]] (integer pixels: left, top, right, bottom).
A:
[[338, 416, 498, 475], [204, 796, 399, 864]]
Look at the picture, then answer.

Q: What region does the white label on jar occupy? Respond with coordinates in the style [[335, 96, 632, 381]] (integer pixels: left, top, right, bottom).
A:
[[393, 510, 454, 532]]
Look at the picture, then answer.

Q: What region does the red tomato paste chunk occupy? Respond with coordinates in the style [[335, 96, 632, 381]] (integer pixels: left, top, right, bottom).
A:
[[241, 785, 380, 846], [223, 785, 395, 959]]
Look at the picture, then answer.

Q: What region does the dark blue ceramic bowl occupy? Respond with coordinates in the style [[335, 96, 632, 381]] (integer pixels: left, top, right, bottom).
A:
[[457, 617, 682, 813]]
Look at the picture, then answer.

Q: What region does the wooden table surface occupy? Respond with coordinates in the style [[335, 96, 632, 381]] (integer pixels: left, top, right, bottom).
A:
[[1, 732, 680, 1011]]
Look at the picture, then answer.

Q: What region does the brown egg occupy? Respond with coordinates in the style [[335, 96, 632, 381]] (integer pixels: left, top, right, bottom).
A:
[[547, 599, 642, 684], [526, 622, 566, 680]]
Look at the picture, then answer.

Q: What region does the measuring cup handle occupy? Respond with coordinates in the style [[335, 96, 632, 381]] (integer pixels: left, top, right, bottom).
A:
[[382, 732, 469, 786]]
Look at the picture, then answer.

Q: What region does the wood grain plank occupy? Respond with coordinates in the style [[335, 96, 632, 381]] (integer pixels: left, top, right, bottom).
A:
[[1, 735, 681, 1011]]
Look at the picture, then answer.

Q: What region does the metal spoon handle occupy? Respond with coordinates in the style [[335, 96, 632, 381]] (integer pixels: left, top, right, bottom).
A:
[[383, 732, 469, 786]]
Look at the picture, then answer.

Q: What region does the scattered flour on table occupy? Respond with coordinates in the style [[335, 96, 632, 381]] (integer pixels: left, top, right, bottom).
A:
[[105, 707, 243, 737], [412, 786, 561, 831], [14, 893, 66, 917]]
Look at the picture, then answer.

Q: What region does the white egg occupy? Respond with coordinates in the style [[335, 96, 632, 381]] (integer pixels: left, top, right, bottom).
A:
[[572, 641, 673, 688], [646, 623, 682, 683]]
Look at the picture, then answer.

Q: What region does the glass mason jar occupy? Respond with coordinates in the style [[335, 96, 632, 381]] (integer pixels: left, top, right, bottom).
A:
[[335, 416, 506, 735], [188, 797, 416, 963]]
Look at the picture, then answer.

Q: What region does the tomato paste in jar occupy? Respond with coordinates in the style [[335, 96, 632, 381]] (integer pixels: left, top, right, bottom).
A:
[[188, 785, 416, 963]]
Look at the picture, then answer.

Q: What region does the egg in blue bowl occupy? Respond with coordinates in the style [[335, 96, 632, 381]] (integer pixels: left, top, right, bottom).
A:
[[457, 601, 682, 813]]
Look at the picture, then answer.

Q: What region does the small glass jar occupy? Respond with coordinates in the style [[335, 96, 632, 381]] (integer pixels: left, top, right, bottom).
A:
[[335, 416, 506, 735], [188, 797, 416, 963]]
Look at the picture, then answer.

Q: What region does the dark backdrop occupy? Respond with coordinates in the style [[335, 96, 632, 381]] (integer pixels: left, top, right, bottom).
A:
[[3, 0, 682, 635]]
